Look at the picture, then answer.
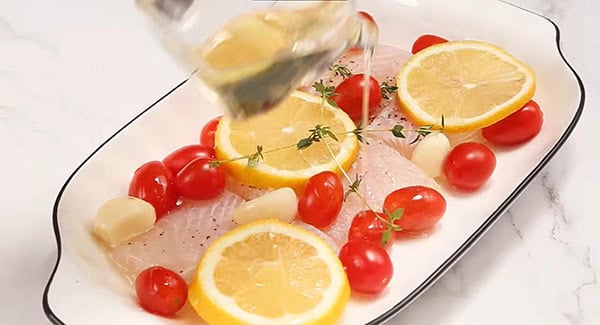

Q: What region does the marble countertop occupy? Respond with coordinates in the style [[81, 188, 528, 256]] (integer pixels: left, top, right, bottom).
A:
[[1, 0, 598, 324]]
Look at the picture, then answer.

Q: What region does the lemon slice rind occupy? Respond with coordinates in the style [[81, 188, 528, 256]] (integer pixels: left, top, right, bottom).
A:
[[215, 91, 359, 190], [397, 40, 536, 132], [189, 219, 350, 325]]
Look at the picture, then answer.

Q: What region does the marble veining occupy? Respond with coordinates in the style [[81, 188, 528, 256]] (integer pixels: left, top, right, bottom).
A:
[[540, 171, 572, 245], [564, 247, 597, 325], [0, 17, 58, 55], [534, 0, 570, 20], [507, 209, 525, 240]]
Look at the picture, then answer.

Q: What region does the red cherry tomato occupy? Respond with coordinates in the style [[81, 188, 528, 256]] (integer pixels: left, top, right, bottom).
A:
[[482, 100, 543, 145], [128, 161, 178, 218], [411, 34, 448, 54], [200, 116, 222, 147], [347, 11, 378, 54], [298, 171, 343, 229], [382, 185, 446, 233], [135, 266, 188, 317], [443, 142, 496, 191], [163, 145, 215, 175], [338, 240, 393, 295], [175, 158, 226, 200], [332, 74, 382, 123], [348, 210, 390, 247], [357, 11, 378, 31]]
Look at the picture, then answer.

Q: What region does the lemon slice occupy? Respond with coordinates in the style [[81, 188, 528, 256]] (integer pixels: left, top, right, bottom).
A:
[[396, 40, 536, 132], [188, 219, 350, 325], [215, 90, 359, 190]]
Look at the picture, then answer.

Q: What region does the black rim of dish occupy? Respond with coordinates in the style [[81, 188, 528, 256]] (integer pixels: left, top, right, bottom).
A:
[[42, 2, 586, 324]]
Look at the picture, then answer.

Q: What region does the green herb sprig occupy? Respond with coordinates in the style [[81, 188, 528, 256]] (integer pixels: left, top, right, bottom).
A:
[[312, 80, 338, 109], [329, 63, 353, 79], [380, 82, 398, 100]]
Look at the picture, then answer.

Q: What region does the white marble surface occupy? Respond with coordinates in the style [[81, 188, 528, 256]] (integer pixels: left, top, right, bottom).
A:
[[0, 0, 598, 324]]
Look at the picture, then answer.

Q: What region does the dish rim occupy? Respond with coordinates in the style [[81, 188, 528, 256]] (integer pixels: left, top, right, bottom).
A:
[[42, 2, 586, 324]]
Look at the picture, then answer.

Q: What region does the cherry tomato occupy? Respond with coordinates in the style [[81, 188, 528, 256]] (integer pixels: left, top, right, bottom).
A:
[[382, 185, 446, 232], [443, 142, 496, 191], [128, 161, 178, 218], [411, 34, 448, 54], [482, 100, 543, 145], [348, 210, 391, 247], [199, 116, 221, 147], [348, 11, 378, 54], [332, 74, 382, 123], [175, 158, 226, 200], [338, 240, 393, 295], [298, 171, 343, 229], [163, 145, 215, 175], [358, 11, 378, 31], [135, 266, 188, 317]]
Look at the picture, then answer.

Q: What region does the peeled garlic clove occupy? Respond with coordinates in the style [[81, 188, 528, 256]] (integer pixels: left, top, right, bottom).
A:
[[411, 132, 451, 178], [93, 196, 156, 247], [233, 187, 297, 225]]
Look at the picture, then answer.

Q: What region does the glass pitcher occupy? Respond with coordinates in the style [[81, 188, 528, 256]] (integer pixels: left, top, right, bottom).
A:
[[136, 0, 376, 118]]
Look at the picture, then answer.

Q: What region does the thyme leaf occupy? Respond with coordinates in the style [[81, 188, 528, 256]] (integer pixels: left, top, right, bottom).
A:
[[297, 125, 338, 150], [386, 208, 405, 224], [381, 230, 393, 246], [247, 145, 264, 167], [313, 80, 339, 108], [353, 127, 364, 143], [344, 173, 364, 201], [296, 138, 313, 150], [391, 125, 406, 138], [321, 127, 339, 142], [380, 82, 398, 100], [329, 63, 353, 78], [409, 125, 434, 144], [326, 97, 339, 108], [381, 208, 404, 246]]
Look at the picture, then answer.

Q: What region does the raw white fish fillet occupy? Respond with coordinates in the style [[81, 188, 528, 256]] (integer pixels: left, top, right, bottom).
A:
[[225, 175, 269, 201], [293, 220, 341, 253], [446, 130, 484, 145], [369, 101, 485, 156], [108, 190, 244, 283], [367, 102, 418, 159], [324, 139, 440, 243], [304, 44, 420, 159], [320, 45, 412, 88]]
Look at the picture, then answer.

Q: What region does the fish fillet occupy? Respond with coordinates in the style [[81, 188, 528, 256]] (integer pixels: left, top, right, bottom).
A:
[[108, 191, 244, 283], [324, 139, 440, 243]]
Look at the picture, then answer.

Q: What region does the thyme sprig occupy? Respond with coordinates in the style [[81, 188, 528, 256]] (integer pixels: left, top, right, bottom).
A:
[[343, 124, 439, 143], [329, 63, 353, 78], [381, 208, 404, 245], [314, 126, 405, 246], [409, 125, 435, 144], [210, 143, 297, 167], [380, 82, 398, 100], [352, 124, 365, 143], [312, 80, 338, 108], [408, 115, 445, 144], [247, 145, 264, 167], [296, 124, 338, 150], [211, 122, 438, 168], [345, 173, 364, 201]]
